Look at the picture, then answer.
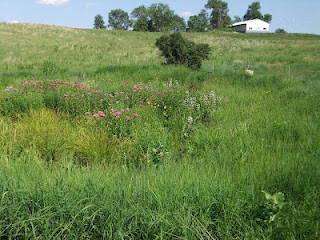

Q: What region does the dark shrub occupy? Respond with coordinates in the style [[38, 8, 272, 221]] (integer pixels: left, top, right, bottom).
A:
[[155, 33, 211, 70]]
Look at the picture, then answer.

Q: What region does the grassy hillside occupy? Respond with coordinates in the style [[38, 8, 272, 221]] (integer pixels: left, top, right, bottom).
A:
[[0, 22, 319, 239]]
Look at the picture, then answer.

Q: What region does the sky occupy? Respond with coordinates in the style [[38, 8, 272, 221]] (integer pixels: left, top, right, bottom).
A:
[[1, 0, 319, 34]]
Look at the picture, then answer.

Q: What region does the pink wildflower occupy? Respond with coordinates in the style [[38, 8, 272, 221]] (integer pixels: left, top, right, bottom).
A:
[[114, 112, 122, 118], [134, 114, 140, 117], [121, 109, 125, 113], [93, 114, 99, 118], [85, 112, 91, 115], [125, 116, 131, 120], [125, 108, 130, 112], [107, 122, 112, 125]]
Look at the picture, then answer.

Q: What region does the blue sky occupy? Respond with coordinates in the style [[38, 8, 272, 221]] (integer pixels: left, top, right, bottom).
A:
[[1, 0, 319, 34]]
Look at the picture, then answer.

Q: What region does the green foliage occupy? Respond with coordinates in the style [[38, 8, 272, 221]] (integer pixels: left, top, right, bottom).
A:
[[155, 33, 211, 70], [263, 14, 272, 23], [131, 3, 186, 32], [257, 191, 285, 224], [171, 15, 187, 32], [93, 14, 106, 29], [131, 5, 149, 31], [205, 0, 231, 28], [0, 91, 45, 117], [147, 3, 176, 32], [108, 9, 132, 30], [233, 15, 242, 23], [243, 1, 272, 23], [187, 9, 209, 32], [275, 28, 287, 33]]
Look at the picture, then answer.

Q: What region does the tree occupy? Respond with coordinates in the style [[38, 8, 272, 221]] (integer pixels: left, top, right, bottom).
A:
[[205, 0, 231, 28], [187, 15, 201, 32], [198, 9, 209, 31], [263, 14, 272, 23], [108, 9, 131, 30], [275, 28, 286, 33], [147, 3, 175, 32], [243, 2, 262, 20], [131, 5, 149, 31], [233, 16, 242, 23], [187, 10, 209, 32], [172, 15, 186, 32], [243, 2, 272, 23], [93, 14, 106, 29], [131, 3, 186, 32]]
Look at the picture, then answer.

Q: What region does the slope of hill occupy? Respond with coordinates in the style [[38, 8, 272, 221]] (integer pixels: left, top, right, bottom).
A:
[[0, 22, 319, 239]]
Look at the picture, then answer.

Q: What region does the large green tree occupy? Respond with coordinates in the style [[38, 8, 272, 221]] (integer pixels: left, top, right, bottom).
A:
[[108, 9, 132, 30], [131, 5, 149, 31], [187, 9, 209, 32], [131, 3, 185, 32], [93, 14, 106, 29], [147, 3, 175, 32], [171, 15, 187, 32], [243, 2, 272, 23], [233, 15, 242, 24], [205, 0, 231, 28], [187, 15, 201, 32]]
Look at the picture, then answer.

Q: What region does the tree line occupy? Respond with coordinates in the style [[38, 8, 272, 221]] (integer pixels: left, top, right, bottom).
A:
[[94, 1, 272, 32]]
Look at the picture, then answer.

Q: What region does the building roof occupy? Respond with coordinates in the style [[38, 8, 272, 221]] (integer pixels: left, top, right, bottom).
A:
[[232, 19, 269, 27]]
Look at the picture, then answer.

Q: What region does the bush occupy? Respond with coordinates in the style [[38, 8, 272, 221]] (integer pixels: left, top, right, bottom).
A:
[[275, 28, 287, 33], [155, 33, 211, 70]]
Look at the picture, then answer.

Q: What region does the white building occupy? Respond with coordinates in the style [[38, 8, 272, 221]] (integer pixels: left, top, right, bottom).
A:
[[232, 19, 270, 33]]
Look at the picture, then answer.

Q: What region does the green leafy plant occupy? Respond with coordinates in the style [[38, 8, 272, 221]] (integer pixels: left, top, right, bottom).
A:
[[155, 32, 211, 70], [257, 191, 285, 224]]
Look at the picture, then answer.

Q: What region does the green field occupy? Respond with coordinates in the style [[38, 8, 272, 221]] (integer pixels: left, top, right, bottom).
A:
[[0, 22, 319, 239]]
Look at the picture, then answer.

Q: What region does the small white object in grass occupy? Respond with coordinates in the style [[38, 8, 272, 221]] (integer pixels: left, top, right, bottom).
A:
[[245, 69, 254, 75]]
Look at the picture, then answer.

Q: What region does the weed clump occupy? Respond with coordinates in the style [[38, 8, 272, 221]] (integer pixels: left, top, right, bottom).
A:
[[155, 33, 211, 70]]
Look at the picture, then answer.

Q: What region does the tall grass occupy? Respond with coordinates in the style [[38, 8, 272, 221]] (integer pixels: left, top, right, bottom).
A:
[[0, 22, 319, 239]]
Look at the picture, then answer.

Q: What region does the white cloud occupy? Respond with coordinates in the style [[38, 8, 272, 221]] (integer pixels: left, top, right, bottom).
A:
[[181, 11, 193, 17], [36, 0, 70, 6]]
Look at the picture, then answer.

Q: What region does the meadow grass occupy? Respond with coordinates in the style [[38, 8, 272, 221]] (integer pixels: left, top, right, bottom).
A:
[[0, 22, 319, 239]]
